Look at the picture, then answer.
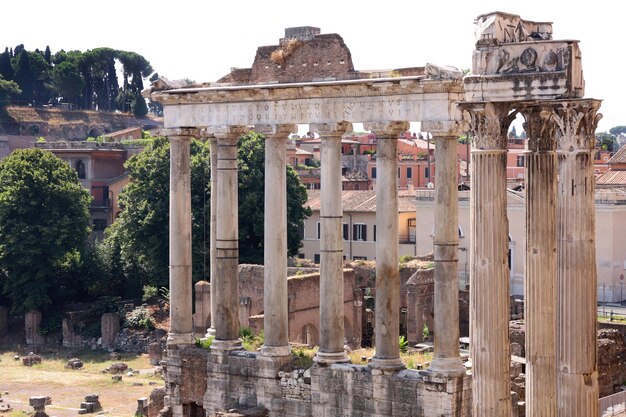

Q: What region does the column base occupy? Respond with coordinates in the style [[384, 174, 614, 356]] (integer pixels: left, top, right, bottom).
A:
[[424, 357, 466, 377], [210, 338, 243, 353], [204, 327, 216, 339], [166, 332, 195, 347], [314, 350, 351, 364], [369, 356, 405, 371], [261, 344, 291, 357]]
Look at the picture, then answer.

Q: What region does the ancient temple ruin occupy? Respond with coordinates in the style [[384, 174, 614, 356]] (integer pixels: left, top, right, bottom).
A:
[[148, 11, 601, 417]]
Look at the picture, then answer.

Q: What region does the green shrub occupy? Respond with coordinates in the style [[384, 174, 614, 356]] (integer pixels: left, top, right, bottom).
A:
[[195, 336, 214, 350], [399, 255, 414, 264], [399, 335, 408, 353], [422, 324, 430, 342], [142, 285, 158, 302], [125, 306, 155, 330]]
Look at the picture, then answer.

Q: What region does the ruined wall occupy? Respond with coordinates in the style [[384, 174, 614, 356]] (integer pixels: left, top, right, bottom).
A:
[[167, 346, 471, 417]]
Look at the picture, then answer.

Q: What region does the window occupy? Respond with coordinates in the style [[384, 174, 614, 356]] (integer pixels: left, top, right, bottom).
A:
[[424, 167, 430, 179], [76, 160, 86, 179], [343, 223, 349, 240], [316, 222, 321, 239], [398, 167, 401, 178], [353, 223, 367, 241], [371, 167, 377, 178], [353, 256, 367, 261], [407, 167, 412, 179], [373, 225, 377, 242], [314, 254, 320, 264], [517, 155, 525, 167], [93, 219, 107, 231]]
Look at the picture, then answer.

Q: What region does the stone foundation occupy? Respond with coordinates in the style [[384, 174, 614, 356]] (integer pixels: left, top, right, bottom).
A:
[[165, 346, 471, 417]]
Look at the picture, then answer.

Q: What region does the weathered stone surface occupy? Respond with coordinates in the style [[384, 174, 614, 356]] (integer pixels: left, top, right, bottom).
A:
[[598, 329, 626, 397], [65, 358, 83, 369], [25, 310, 44, 345], [22, 353, 42, 366], [149, 342, 163, 366], [101, 313, 120, 349], [108, 363, 128, 374], [147, 387, 165, 417]]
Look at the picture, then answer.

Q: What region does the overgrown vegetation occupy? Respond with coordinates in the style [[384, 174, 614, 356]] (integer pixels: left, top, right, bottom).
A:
[[125, 306, 155, 330]]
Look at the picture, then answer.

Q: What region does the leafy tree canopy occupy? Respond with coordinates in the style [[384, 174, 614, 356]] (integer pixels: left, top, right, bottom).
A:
[[609, 126, 626, 136], [0, 149, 91, 313]]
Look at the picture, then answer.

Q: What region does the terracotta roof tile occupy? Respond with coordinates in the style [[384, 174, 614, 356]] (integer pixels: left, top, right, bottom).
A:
[[608, 146, 626, 164], [596, 170, 626, 185], [305, 190, 415, 213]]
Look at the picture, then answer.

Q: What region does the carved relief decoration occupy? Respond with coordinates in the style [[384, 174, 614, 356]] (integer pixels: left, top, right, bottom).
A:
[[363, 121, 409, 138], [490, 45, 569, 75], [465, 103, 514, 150]]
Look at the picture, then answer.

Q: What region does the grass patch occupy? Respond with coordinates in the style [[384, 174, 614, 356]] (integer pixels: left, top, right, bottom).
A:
[[348, 348, 432, 370]]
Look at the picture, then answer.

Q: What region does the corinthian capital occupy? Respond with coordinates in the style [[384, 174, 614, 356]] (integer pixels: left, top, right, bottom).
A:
[[521, 105, 558, 152], [464, 103, 514, 150], [552, 100, 602, 152], [310, 122, 353, 138]]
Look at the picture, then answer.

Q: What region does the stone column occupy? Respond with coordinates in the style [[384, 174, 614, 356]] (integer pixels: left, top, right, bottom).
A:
[[257, 123, 297, 357], [366, 121, 408, 370], [555, 100, 602, 417], [211, 126, 245, 351], [466, 103, 514, 417], [312, 122, 352, 364], [425, 124, 465, 376], [522, 105, 558, 417], [25, 309, 44, 345], [206, 135, 218, 338], [167, 128, 195, 347]]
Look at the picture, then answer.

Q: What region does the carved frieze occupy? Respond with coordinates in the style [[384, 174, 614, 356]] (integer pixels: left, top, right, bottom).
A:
[[463, 103, 514, 150], [254, 124, 298, 137], [472, 42, 578, 76]]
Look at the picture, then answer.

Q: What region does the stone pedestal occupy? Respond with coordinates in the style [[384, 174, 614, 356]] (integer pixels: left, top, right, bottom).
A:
[[25, 309, 44, 345], [149, 342, 163, 366], [467, 103, 513, 417], [556, 101, 601, 417], [366, 121, 408, 371], [101, 312, 120, 349], [193, 280, 211, 335], [0, 306, 8, 339], [167, 129, 195, 347], [312, 122, 351, 364]]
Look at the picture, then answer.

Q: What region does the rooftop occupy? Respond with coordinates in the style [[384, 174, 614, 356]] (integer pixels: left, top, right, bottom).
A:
[[305, 190, 416, 213]]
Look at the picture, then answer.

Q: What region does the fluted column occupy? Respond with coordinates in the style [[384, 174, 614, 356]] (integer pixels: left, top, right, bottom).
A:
[[312, 122, 352, 364], [522, 105, 558, 417], [211, 126, 246, 352], [555, 100, 602, 417], [205, 135, 218, 338], [366, 121, 408, 371], [466, 103, 514, 417], [167, 128, 196, 347], [424, 124, 465, 376], [257, 124, 297, 357]]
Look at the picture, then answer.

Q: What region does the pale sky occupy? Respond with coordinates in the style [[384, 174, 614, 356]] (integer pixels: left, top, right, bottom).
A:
[[2, 1, 623, 132]]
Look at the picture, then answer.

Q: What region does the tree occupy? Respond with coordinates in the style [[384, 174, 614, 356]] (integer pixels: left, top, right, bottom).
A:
[[13, 50, 34, 103], [49, 61, 84, 105], [106, 132, 311, 289], [0, 149, 91, 313], [0, 48, 13, 81], [609, 126, 626, 137], [596, 132, 617, 152], [0, 76, 21, 108], [131, 93, 148, 117]]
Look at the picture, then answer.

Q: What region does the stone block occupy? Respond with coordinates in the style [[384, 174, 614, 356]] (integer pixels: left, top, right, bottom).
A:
[[25, 310, 44, 345], [101, 313, 120, 349]]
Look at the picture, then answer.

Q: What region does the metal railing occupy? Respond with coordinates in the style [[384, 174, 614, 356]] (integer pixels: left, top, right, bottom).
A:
[[600, 390, 626, 416]]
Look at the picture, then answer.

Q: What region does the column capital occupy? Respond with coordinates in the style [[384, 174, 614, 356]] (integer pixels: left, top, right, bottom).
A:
[[207, 125, 249, 139], [463, 102, 515, 150], [310, 122, 353, 138], [254, 124, 297, 138], [552, 100, 602, 152], [520, 105, 559, 152], [162, 127, 201, 138], [422, 120, 466, 138], [364, 121, 409, 138]]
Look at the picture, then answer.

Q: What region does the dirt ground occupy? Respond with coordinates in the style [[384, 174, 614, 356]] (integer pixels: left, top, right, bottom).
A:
[[0, 347, 162, 417]]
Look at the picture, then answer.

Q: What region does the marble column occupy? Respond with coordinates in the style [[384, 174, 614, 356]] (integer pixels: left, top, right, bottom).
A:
[[312, 122, 352, 364], [466, 103, 514, 417], [211, 126, 245, 351], [522, 105, 558, 417], [167, 128, 196, 347], [257, 124, 296, 357], [555, 100, 602, 417], [366, 121, 408, 371], [205, 135, 218, 338], [426, 128, 465, 376]]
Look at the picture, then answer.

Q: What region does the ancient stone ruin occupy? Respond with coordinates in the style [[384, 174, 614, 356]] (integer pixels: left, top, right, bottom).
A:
[[147, 11, 601, 417]]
